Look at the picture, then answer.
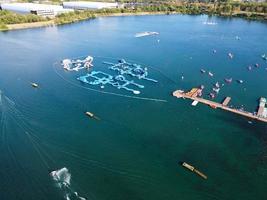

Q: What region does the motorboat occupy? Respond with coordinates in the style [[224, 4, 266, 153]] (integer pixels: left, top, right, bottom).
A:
[[31, 82, 39, 88], [208, 71, 214, 77], [213, 87, 220, 94], [181, 162, 207, 179], [200, 69, 206, 73], [135, 31, 159, 38], [209, 92, 216, 99], [224, 78, 232, 83], [228, 53, 234, 59], [214, 82, 220, 88]]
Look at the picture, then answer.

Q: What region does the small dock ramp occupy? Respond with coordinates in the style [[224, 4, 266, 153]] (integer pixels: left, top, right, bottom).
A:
[[222, 97, 231, 106]]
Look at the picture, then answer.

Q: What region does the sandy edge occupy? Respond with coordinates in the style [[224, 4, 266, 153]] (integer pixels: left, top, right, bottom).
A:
[[4, 12, 168, 31]]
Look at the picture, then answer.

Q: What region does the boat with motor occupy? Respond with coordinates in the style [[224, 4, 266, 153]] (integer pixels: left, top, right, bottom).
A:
[[181, 162, 207, 179], [203, 21, 217, 25], [214, 82, 220, 88], [237, 79, 243, 84], [209, 92, 216, 99], [135, 31, 159, 38], [31, 82, 39, 88], [208, 71, 214, 77], [85, 111, 100, 120], [213, 87, 220, 94], [228, 53, 234, 59], [262, 54, 267, 61], [255, 63, 260, 68], [200, 69, 206, 73], [224, 78, 232, 83]]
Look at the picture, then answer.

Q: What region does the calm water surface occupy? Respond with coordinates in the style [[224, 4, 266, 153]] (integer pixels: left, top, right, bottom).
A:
[[0, 14, 267, 200]]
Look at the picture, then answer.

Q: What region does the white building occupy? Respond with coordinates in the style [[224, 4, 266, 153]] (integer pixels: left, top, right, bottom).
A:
[[0, 3, 73, 17], [63, 1, 120, 10]]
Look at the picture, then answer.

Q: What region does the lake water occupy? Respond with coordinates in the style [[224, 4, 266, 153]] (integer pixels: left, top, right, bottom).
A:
[[0, 14, 267, 200]]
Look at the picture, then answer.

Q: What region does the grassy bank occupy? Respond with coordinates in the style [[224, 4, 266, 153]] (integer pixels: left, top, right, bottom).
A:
[[0, 2, 266, 31]]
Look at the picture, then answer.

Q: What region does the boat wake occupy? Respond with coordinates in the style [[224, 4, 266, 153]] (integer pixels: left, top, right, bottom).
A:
[[51, 167, 86, 200]]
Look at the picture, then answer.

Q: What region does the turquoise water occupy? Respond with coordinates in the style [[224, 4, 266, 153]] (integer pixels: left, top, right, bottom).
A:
[[0, 14, 267, 200]]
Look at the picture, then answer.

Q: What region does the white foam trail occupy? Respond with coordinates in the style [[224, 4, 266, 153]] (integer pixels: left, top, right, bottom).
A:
[[51, 167, 87, 200], [51, 167, 71, 186]]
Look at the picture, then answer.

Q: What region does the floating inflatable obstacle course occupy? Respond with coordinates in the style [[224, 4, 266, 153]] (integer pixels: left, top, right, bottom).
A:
[[60, 56, 159, 96], [62, 55, 93, 71]]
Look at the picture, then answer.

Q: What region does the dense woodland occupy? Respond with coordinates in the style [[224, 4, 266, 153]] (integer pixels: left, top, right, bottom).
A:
[[0, 1, 267, 31]]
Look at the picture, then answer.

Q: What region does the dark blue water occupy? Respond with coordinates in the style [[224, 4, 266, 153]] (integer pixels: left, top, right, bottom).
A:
[[0, 14, 267, 200]]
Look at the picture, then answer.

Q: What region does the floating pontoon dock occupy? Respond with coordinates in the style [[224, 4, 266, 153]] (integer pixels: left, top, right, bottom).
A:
[[173, 89, 267, 123]]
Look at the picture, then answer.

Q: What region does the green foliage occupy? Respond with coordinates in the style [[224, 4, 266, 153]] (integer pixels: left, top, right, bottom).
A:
[[0, 23, 8, 31], [55, 10, 96, 25], [0, 10, 47, 25], [1, 1, 267, 30]]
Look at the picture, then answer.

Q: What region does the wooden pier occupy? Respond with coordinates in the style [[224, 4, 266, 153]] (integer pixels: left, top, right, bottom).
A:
[[173, 89, 267, 123]]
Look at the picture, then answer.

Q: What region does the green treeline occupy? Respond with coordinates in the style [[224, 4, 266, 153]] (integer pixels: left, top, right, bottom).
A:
[[54, 10, 96, 25], [0, 1, 267, 31], [0, 10, 48, 24]]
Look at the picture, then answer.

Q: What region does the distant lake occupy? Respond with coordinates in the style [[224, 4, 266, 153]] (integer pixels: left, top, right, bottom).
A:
[[0, 14, 267, 200]]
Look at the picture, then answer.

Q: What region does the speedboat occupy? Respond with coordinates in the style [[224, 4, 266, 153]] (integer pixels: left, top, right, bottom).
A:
[[135, 31, 159, 38], [208, 71, 214, 77], [31, 82, 39, 88], [200, 69, 206, 73], [225, 78, 232, 83], [209, 93, 216, 99], [237, 80, 243, 84], [212, 87, 220, 94]]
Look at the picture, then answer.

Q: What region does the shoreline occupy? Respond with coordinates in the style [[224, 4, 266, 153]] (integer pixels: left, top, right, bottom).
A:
[[2, 11, 266, 32], [4, 12, 168, 31]]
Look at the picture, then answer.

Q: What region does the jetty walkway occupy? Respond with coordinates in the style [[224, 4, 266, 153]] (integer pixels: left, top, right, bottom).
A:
[[173, 89, 267, 123]]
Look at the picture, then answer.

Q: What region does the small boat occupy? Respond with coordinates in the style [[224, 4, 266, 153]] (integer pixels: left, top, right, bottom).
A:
[[255, 63, 260, 68], [224, 78, 232, 83], [235, 36, 241, 40], [85, 112, 100, 120], [262, 54, 267, 61], [213, 87, 220, 94], [181, 162, 207, 179], [135, 31, 159, 38], [228, 53, 234, 59], [247, 66, 252, 71], [200, 69, 206, 73], [209, 92, 216, 99], [85, 111, 94, 118], [200, 85, 205, 90], [214, 82, 220, 88], [203, 21, 217, 25], [31, 82, 39, 88], [237, 79, 243, 84], [213, 49, 217, 53], [208, 71, 214, 77]]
